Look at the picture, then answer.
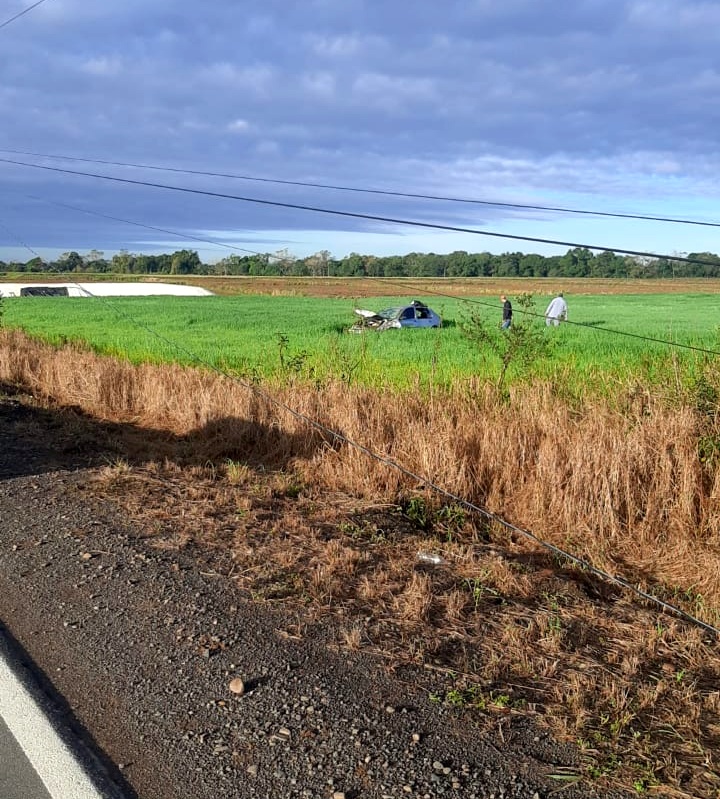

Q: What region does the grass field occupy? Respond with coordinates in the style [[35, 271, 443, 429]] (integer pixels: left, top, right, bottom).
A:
[[2, 290, 719, 390], [2, 277, 720, 796]]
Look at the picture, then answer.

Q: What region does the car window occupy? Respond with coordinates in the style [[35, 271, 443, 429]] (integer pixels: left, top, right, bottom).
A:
[[400, 307, 415, 320]]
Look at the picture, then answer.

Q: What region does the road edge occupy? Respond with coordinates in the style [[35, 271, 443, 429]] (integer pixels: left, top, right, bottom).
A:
[[0, 624, 125, 799]]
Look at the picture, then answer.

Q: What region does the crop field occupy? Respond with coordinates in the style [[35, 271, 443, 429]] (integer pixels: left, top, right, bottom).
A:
[[2, 279, 720, 796], [2, 289, 719, 390]]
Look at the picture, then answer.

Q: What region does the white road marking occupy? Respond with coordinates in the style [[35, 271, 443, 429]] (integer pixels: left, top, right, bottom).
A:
[[0, 634, 107, 799]]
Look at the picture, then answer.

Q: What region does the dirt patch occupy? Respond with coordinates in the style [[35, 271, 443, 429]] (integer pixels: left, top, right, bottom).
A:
[[92, 458, 720, 798], [1, 386, 718, 797], [6, 275, 720, 298]]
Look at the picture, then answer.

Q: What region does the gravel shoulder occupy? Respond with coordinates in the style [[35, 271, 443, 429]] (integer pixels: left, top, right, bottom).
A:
[[0, 389, 634, 799]]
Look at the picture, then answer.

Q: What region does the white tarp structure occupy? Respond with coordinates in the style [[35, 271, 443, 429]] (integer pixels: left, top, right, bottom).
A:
[[0, 282, 213, 298]]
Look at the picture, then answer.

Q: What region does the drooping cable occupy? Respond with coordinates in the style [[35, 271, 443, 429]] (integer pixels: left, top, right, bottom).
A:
[[2, 157, 720, 271], [0, 0, 50, 30], [23, 194, 284, 259], [7, 269, 716, 638], [2, 147, 718, 230]]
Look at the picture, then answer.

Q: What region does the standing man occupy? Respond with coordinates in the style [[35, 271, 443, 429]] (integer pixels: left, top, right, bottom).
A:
[[545, 292, 568, 326], [500, 295, 512, 330]]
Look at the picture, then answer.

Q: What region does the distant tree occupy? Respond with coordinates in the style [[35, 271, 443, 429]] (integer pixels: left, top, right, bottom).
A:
[[24, 256, 45, 272], [133, 254, 154, 274], [84, 249, 108, 273], [169, 249, 201, 275], [363, 255, 380, 277], [111, 250, 135, 273], [271, 248, 296, 276], [341, 252, 367, 276], [626, 256, 654, 279], [556, 247, 594, 277], [471, 252, 494, 276], [57, 251, 84, 272], [306, 250, 331, 276], [155, 254, 172, 274], [287, 257, 310, 276], [383, 254, 406, 276], [249, 255, 278, 275], [687, 252, 720, 277], [495, 252, 521, 277], [593, 250, 623, 277], [214, 254, 251, 275], [519, 253, 546, 277], [445, 250, 470, 277]]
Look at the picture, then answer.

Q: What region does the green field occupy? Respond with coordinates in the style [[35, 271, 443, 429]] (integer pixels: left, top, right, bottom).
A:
[[2, 292, 718, 390]]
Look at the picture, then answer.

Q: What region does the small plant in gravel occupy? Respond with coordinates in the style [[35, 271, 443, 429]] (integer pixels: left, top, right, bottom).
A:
[[339, 520, 387, 544], [225, 459, 252, 485], [403, 496, 432, 530], [401, 496, 469, 539], [435, 503, 467, 541], [104, 456, 132, 474], [464, 575, 502, 611]]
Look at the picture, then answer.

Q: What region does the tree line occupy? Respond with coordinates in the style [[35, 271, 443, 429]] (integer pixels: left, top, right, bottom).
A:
[[2, 246, 719, 279]]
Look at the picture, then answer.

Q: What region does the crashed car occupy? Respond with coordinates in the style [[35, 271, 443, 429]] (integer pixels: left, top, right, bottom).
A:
[[349, 300, 441, 332]]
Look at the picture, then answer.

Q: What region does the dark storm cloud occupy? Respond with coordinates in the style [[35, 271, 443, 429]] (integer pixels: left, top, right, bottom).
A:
[[1, 0, 718, 258]]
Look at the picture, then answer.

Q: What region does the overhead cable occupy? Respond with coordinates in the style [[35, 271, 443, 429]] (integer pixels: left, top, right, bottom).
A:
[[1, 147, 718, 229], [0, 0, 50, 30], [24, 194, 282, 259], [379, 278, 720, 358], [11, 264, 716, 638], [0, 217, 42, 259], [3, 205, 717, 637], [2, 157, 720, 271], [24, 191, 720, 359]]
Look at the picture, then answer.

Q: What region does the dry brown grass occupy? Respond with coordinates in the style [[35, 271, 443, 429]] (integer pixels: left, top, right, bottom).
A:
[[2, 327, 720, 796], [7, 274, 720, 298]]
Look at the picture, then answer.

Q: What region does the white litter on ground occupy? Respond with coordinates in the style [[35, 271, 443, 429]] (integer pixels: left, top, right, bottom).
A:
[[0, 282, 213, 298]]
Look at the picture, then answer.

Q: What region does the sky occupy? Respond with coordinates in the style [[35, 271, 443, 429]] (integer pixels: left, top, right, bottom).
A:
[[1, 0, 719, 264]]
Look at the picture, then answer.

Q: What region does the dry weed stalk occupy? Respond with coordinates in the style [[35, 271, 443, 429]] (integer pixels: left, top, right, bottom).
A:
[[2, 328, 720, 612], [3, 328, 720, 795]]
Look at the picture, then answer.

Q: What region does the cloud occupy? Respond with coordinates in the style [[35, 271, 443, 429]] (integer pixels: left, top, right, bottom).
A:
[[300, 72, 337, 99], [309, 33, 363, 57], [226, 118, 251, 133], [197, 62, 276, 95], [627, 0, 720, 31], [80, 57, 124, 77], [1, 0, 719, 263], [351, 72, 439, 109]]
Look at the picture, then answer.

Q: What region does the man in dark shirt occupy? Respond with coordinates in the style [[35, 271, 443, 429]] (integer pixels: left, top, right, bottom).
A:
[[500, 295, 512, 330]]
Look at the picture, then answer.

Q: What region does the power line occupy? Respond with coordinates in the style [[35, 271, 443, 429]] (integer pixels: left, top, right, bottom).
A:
[[1, 147, 718, 230], [0, 0, 50, 30], [24, 194, 283, 259], [16, 190, 720, 359], [9, 265, 716, 637], [379, 278, 720, 358], [0, 216, 42, 259], [3, 198, 717, 637], [3, 157, 720, 271]]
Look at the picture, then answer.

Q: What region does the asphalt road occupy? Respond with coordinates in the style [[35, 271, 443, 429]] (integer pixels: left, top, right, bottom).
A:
[[0, 623, 120, 799], [0, 388, 636, 799], [0, 714, 53, 799]]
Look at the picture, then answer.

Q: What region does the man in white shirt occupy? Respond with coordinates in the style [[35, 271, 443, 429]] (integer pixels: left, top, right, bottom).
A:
[[545, 293, 568, 326]]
